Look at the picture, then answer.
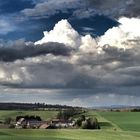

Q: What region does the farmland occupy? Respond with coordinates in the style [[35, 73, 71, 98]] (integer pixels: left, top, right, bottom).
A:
[[0, 110, 58, 121], [99, 112, 140, 131], [0, 110, 139, 140], [0, 128, 140, 140]]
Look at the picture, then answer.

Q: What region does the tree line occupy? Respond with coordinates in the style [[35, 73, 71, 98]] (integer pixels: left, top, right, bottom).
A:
[[0, 103, 81, 110]]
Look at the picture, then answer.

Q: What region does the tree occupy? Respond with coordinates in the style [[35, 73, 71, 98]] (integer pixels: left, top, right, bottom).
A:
[[75, 115, 86, 127], [76, 118, 82, 127], [57, 110, 63, 119], [57, 109, 81, 120], [36, 116, 42, 121], [80, 117, 100, 129], [81, 120, 88, 129], [4, 117, 12, 125], [81, 115, 86, 121], [91, 117, 99, 129]]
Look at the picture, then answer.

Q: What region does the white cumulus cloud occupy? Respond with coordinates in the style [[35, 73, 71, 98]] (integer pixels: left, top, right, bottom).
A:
[[35, 17, 140, 54], [35, 19, 99, 54], [98, 17, 140, 50], [35, 19, 81, 48]]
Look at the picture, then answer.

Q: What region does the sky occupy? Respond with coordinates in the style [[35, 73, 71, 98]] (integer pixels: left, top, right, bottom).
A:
[[0, 0, 140, 107]]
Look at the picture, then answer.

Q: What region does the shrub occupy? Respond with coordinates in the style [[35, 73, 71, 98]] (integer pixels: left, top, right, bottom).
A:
[[80, 117, 100, 129], [4, 117, 12, 125]]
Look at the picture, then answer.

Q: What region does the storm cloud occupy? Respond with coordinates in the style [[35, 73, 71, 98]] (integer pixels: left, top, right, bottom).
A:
[[21, 0, 84, 18], [21, 0, 140, 19], [87, 0, 140, 18], [0, 41, 72, 62]]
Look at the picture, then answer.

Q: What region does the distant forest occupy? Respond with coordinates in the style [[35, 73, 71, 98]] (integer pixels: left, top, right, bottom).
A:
[[0, 103, 81, 110]]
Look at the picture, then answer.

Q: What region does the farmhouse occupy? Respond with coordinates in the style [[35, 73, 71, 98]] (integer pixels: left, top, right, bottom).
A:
[[16, 119, 50, 129], [51, 119, 75, 128], [15, 118, 27, 128], [15, 116, 50, 129], [39, 124, 51, 129], [27, 120, 43, 128]]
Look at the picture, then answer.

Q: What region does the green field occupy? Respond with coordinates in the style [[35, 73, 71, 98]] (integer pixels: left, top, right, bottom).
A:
[[0, 110, 58, 121], [0, 110, 139, 140], [0, 129, 140, 140], [99, 112, 140, 131]]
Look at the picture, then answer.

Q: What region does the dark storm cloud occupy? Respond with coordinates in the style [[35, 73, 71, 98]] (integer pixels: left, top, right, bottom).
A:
[[87, 0, 140, 18], [21, 0, 140, 19], [0, 41, 72, 62], [21, 0, 83, 18], [66, 74, 98, 89]]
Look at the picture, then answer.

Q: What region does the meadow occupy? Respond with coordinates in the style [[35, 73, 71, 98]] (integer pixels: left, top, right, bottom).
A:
[[0, 110, 139, 140], [0, 110, 58, 121], [99, 112, 140, 131], [0, 128, 140, 140]]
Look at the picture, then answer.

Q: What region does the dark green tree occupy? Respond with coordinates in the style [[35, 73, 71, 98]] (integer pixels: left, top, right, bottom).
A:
[[4, 117, 12, 125]]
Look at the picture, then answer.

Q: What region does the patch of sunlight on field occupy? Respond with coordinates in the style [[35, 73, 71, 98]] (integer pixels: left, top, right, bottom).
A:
[[99, 112, 140, 132]]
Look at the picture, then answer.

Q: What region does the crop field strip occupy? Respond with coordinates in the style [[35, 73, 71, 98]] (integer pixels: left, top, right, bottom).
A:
[[98, 112, 140, 131]]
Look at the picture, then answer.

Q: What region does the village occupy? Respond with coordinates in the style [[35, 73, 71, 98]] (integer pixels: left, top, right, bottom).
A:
[[15, 115, 75, 129], [2, 109, 100, 130]]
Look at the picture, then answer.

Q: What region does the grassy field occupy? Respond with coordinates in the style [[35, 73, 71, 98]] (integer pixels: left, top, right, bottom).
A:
[[98, 112, 140, 132], [0, 110, 139, 140], [0, 110, 58, 121], [0, 129, 140, 140]]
